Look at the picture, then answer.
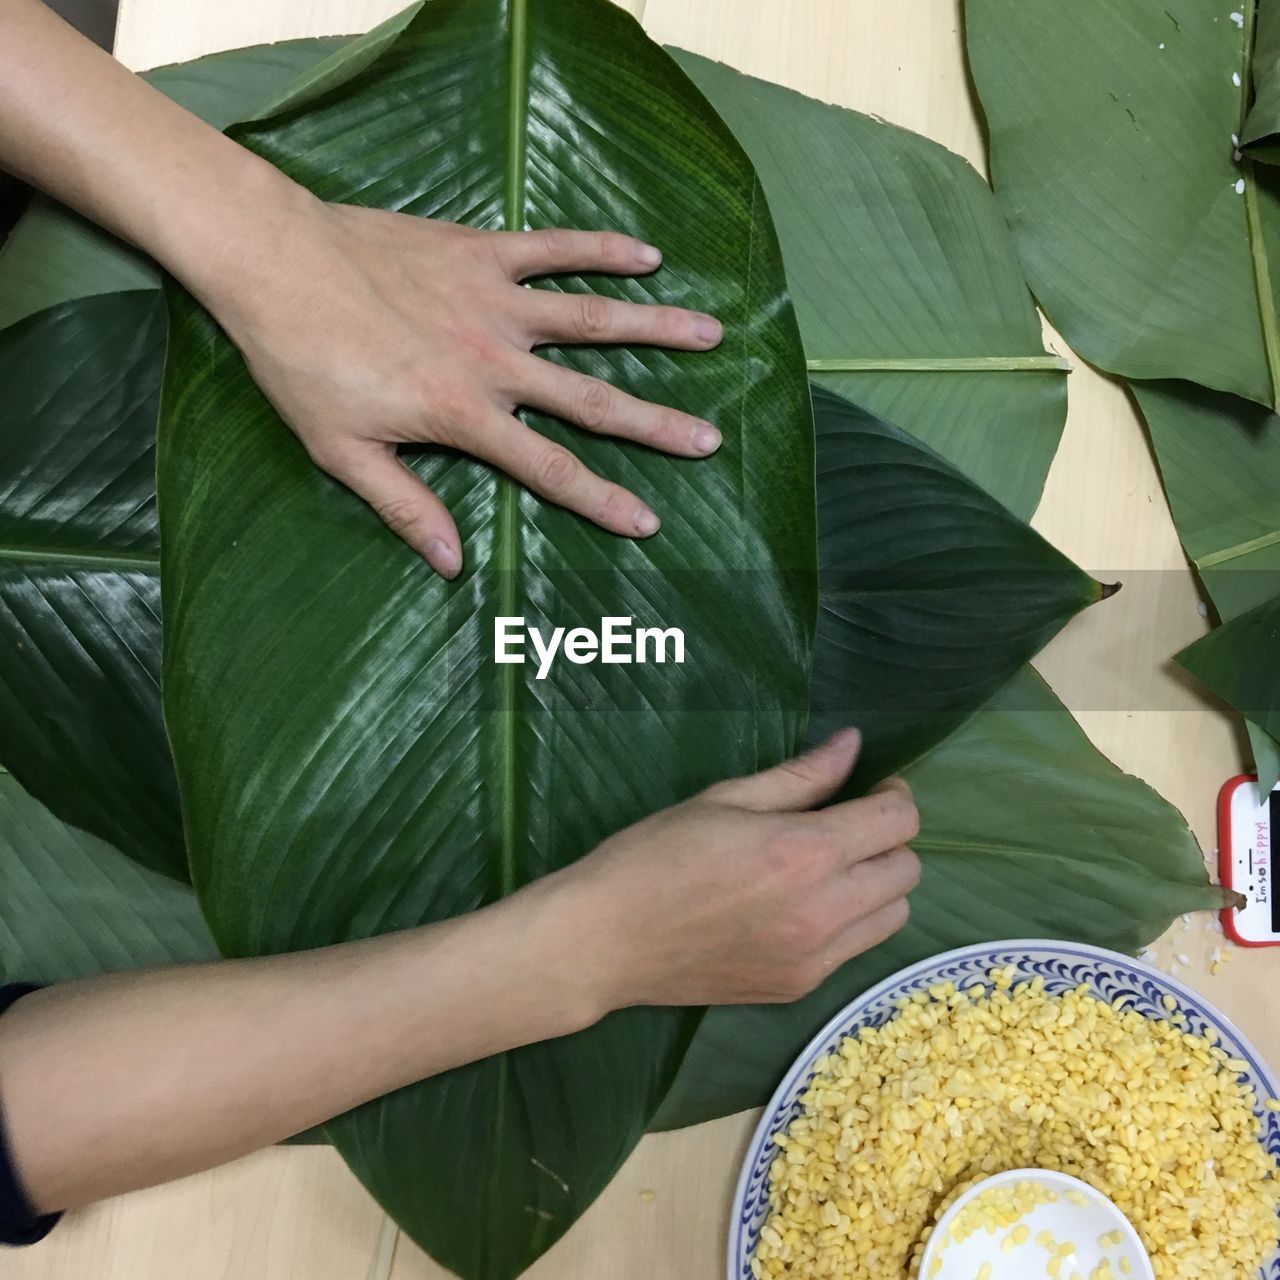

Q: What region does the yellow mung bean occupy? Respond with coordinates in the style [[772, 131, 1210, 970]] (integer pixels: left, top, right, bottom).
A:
[[752, 971, 1279, 1279]]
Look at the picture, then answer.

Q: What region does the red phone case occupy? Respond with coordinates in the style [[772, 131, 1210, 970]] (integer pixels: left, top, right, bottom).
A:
[[1218, 774, 1280, 947]]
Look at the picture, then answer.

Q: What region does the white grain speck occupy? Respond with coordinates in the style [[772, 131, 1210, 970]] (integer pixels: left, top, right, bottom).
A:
[[1233, 132, 1240, 145], [1159, 41, 1166, 49], [1236, 177, 1247, 194], [1198, 601, 1210, 617], [1233, 71, 1243, 86], [1231, 10, 1245, 26]]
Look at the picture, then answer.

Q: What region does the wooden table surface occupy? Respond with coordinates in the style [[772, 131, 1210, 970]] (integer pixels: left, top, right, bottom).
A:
[[15, 2, 1278, 1277]]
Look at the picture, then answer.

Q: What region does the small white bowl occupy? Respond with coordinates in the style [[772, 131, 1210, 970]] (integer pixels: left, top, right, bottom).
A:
[[728, 940, 1280, 1280], [918, 1168, 1154, 1280]]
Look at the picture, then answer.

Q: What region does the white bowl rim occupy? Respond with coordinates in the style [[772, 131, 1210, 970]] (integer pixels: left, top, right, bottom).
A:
[[726, 937, 1280, 1280]]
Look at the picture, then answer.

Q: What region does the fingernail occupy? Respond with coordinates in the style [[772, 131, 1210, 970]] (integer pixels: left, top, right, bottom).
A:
[[637, 243, 662, 268], [692, 422, 722, 454], [634, 506, 661, 536], [828, 727, 861, 753], [694, 314, 723, 345], [427, 539, 461, 580]]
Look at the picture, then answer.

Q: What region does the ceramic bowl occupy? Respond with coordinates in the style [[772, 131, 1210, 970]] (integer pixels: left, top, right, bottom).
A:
[[728, 939, 1280, 1280]]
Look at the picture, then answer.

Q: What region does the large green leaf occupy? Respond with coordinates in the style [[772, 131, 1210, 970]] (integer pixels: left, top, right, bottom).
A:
[[156, 3, 812, 1276], [0, 773, 214, 984], [0, 290, 184, 879], [807, 387, 1100, 789], [674, 50, 1065, 520], [1177, 594, 1280, 745], [965, 0, 1280, 409], [652, 665, 1225, 1129], [0, 37, 351, 331]]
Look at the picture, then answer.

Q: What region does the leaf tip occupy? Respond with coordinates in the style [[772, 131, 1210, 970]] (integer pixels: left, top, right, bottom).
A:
[[1099, 580, 1122, 601]]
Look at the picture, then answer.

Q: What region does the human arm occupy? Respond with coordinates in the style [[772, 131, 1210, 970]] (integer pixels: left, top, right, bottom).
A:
[[0, 0, 726, 579], [0, 728, 919, 1217]]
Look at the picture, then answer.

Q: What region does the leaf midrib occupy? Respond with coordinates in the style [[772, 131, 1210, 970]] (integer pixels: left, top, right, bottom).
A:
[[498, 0, 529, 903], [0, 544, 159, 573], [488, 0, 529, 1263]]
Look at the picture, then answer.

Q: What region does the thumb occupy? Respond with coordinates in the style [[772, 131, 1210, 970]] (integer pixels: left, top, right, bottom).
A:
[[707, 728, 861, 813], [329, 444, 463, 580]]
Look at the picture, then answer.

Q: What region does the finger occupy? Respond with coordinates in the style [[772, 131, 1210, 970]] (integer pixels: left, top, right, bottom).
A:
[[817, 779, 920, 863], [838, 847, 921, 919], [491, 229, 664, 281], [707, 729, 862, 813], [821, 896, 913, 973], [514, 358, 721, 457], [466, 412, 661, 538], [326, 444, 463, 579], [520, 289, 722, 351]]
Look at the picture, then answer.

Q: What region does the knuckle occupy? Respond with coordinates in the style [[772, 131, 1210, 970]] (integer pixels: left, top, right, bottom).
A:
[[370, 493, 424, 539], [657, 408, 690, 446], [574, 376, 615, 430], [896, 796, 921, 843], [765, 828, 836, 887], [422, 376, 481, 432], [534, 444, 581, 496], [885, 896, 911, 933], [574, 293, 614, 342], [897, 846, 923, 890], [772, 904, 823, 954], [776, 757, 825, 791], [593, 484, 628, 529]]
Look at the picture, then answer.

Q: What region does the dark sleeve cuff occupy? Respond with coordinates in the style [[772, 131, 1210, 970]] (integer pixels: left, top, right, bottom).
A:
[[0, 983, 63, 1247]]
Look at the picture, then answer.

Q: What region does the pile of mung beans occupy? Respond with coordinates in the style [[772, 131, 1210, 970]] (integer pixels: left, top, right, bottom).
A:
[[752, 968, 1280, 1280]]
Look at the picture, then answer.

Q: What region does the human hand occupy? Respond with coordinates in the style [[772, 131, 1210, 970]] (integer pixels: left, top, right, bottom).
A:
[[552, 730, 921, 1011], [200, 190, 725, 580]]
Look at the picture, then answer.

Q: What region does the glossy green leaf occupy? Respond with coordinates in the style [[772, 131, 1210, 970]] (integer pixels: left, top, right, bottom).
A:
[[653, 665, 1225, 1129], [0, 773, 214, 984], [156, 3, 812, 1277], [1177, 594, 1280, 743], [1244, 0, 1280, 163], [0, 37, 350, 330], [806, 387, 1100, 789], [965, 0, 1280, 409], [674, 49, 1065, 520], [0, 291, 184, 879]]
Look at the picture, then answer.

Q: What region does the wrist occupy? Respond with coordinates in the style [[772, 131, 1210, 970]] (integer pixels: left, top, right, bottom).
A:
[[155, 145, 323, 327], [503, 865, 639, 1033]]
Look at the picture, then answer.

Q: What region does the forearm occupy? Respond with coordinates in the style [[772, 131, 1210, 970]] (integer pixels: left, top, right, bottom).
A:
[[0, 886, 602, 1214], [0, 0, 307, 306]]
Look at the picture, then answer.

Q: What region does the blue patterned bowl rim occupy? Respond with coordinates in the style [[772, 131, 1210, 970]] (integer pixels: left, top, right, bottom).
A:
[[727, 939, 1280, 1280]]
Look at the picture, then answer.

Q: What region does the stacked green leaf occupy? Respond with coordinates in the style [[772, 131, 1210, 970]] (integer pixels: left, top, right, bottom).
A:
[[0, 7, 1227, 1275], [965, 0, 1280, 790], [157, 3, 814, 1277], [0, 772, 215, 983], [0, 291, 182, 877], [676, 50, 1066, 521]]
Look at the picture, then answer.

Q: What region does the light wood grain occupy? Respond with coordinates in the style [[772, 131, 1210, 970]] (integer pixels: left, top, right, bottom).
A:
[[42, 2, 1272, 1276], [1, 1147, 389, 1280]]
